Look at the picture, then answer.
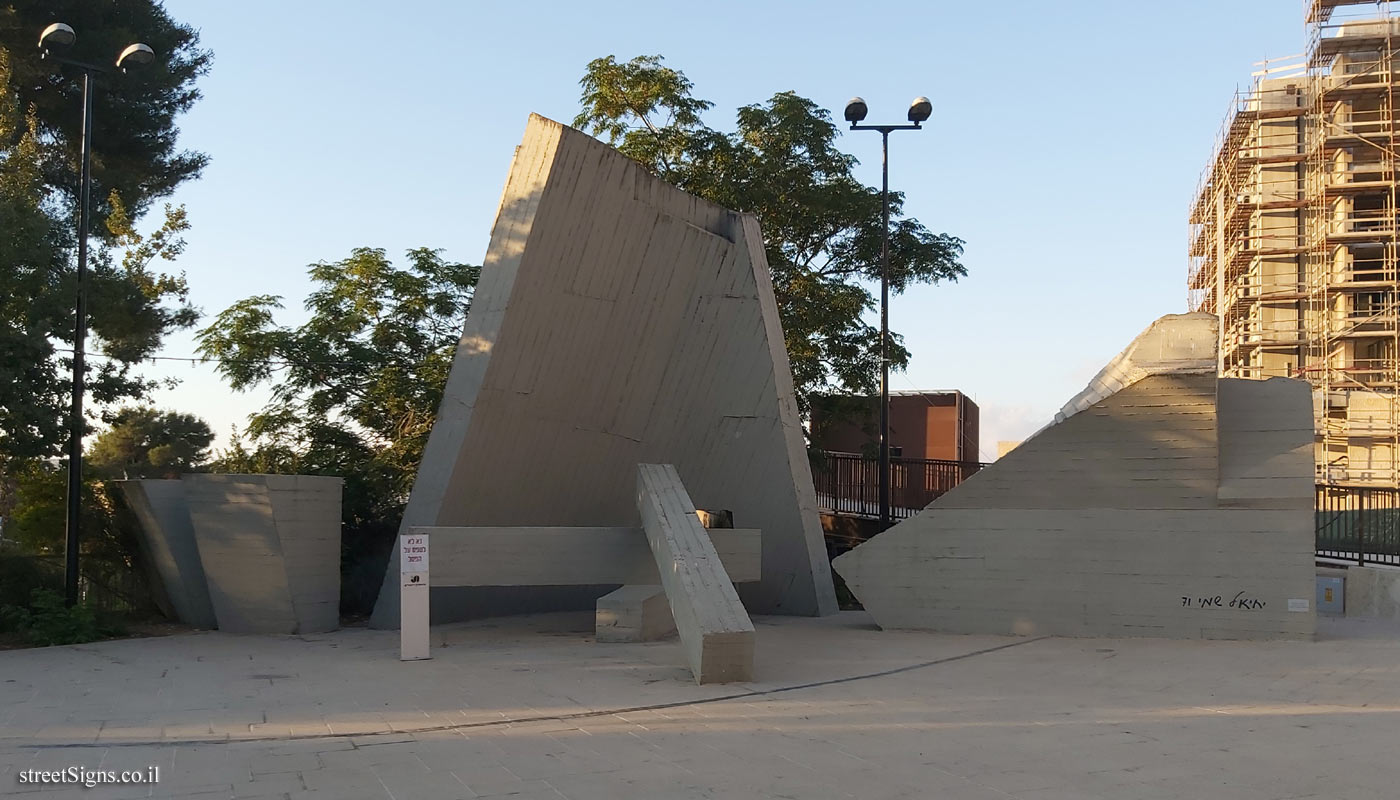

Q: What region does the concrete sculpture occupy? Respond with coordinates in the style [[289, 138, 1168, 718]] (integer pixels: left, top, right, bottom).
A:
[[834, 313, 1318, 640], [637, 463, 755, 682], [398, 467, 759, 683], [183, 474, 343, 635], [370, 113, 836, 627], [116, 479, 217, 629]]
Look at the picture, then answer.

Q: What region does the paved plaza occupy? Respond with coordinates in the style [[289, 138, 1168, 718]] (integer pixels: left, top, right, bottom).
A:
[[2, 613, 1398, 800]]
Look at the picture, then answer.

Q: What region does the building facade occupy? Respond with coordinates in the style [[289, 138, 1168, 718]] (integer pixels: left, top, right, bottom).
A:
[[1190, 1, 1400, 486], [810, 391, 980, 463]]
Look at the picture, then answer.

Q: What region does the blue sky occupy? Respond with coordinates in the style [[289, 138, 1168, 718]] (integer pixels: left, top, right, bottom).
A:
[[139, 0, 1303, 459]]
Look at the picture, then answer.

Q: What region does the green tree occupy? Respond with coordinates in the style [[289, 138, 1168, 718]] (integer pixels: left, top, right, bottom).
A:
[[197, 247, 479, 613], [0, 2, 209, 507], [87, 406, 213, 479], [0, 459, 128, 574], [1, 2, 211, 222], [575, 55, 965, 405]]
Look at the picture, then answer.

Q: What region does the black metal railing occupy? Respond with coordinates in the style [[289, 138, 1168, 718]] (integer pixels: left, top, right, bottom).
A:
[[812, 451, 986, 521], [1316, 485, 1400, 567]]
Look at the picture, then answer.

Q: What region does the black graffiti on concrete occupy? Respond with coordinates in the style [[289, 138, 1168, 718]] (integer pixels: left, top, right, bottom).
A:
[[1179, 591, 1266, 610]]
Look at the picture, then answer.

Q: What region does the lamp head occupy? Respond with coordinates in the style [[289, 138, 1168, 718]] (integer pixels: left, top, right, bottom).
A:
[[116, 42, 155, 71], [39, 22, 76, 53], [908, 96, 932, 124], [844, 97, 868, 124]]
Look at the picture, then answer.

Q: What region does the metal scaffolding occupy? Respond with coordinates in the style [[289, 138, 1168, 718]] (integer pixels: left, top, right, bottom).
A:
[[1192, 0, 1400, 487]]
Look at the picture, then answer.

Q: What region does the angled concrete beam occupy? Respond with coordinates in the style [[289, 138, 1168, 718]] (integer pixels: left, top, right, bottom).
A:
[[408, 526, 760, 586], [637, 464, 754, 684]]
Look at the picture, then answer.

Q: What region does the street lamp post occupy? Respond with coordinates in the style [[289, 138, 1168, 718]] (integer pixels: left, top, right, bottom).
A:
[[39, 22, 156, 606], [844, 96, 932, 530]]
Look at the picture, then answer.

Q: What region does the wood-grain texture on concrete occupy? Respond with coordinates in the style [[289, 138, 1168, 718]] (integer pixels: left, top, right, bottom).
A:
[[183, 474, 343, 634], [412, 526, 760, 586], [370, 114, 834, 627], [1052, 312, 1218, 426], [1217, 377, 1315, 509], [833, 314, 1317, 641], [116, 479, 217, 629], [637, 464, 754, 683]]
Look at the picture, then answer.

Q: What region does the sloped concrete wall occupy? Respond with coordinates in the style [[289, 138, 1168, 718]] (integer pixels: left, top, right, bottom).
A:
[[183, 475, 342, 634], [837, 503, 1314, 639], [116, 479, 217, 629], [1052, 312, 1217, 426], [833, 315, 1317, 641], [938, 373, 1221, 511], [370, 114, 835, 627]]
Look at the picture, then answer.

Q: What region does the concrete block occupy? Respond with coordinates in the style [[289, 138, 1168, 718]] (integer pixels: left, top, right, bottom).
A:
[[370, 114, 835, 628], [183, 474, 343, 634], [115, 480, 217, 629], [637, 464, 754, 683], [1345, 566, 1400, 621], [1217, 377, 1315, 510], [595, 585, 676, 642]]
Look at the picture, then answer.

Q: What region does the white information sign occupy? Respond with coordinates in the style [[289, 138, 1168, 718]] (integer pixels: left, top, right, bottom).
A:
[[401, 533, 429, 582], [399, 532, 431, 661]]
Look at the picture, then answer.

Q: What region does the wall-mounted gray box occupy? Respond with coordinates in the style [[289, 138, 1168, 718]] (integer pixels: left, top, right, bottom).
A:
[[1317, 575, 1344, 615]]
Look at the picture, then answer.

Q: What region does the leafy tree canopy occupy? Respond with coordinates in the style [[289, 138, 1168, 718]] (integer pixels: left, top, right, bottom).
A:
[[0, 1, 209, 479], [198, 247, 478, 496], [86, 405, 212, 479], [575, 55, 966, 403], [1, 1, 211, 223], [197, 247, 479, 612]]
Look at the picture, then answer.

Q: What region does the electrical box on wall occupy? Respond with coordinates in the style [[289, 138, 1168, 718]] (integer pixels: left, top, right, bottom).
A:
[[1316, 575, 1344, 615]]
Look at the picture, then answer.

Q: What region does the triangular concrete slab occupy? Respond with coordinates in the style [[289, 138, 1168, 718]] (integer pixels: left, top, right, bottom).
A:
[[370, 115, 837, 626]]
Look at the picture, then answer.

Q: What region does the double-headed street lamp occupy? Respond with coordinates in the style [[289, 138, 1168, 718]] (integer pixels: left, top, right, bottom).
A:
[[39, 22, 156, 606], [844, 95, 932, 530]]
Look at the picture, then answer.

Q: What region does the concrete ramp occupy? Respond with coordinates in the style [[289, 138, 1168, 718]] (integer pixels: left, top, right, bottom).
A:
[[834, 313, 1317, 641], [1053, 311, 1217, 425]]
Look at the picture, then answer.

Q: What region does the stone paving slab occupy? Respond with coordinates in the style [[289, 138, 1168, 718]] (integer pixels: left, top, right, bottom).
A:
[[1, 613, 1398, 799]]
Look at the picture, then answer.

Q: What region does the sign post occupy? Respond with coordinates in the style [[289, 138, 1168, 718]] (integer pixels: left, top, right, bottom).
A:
[[399, 531, 430, 661]]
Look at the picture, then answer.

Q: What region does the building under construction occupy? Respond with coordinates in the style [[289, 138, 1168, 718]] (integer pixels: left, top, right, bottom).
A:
[[1190, 1, 1400, 487]]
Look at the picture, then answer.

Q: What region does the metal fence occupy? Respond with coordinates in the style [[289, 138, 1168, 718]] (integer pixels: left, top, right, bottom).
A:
[[1316, 485, 1400, 567], [812, 451, 986, 521], [0, 550, 152, 614]]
